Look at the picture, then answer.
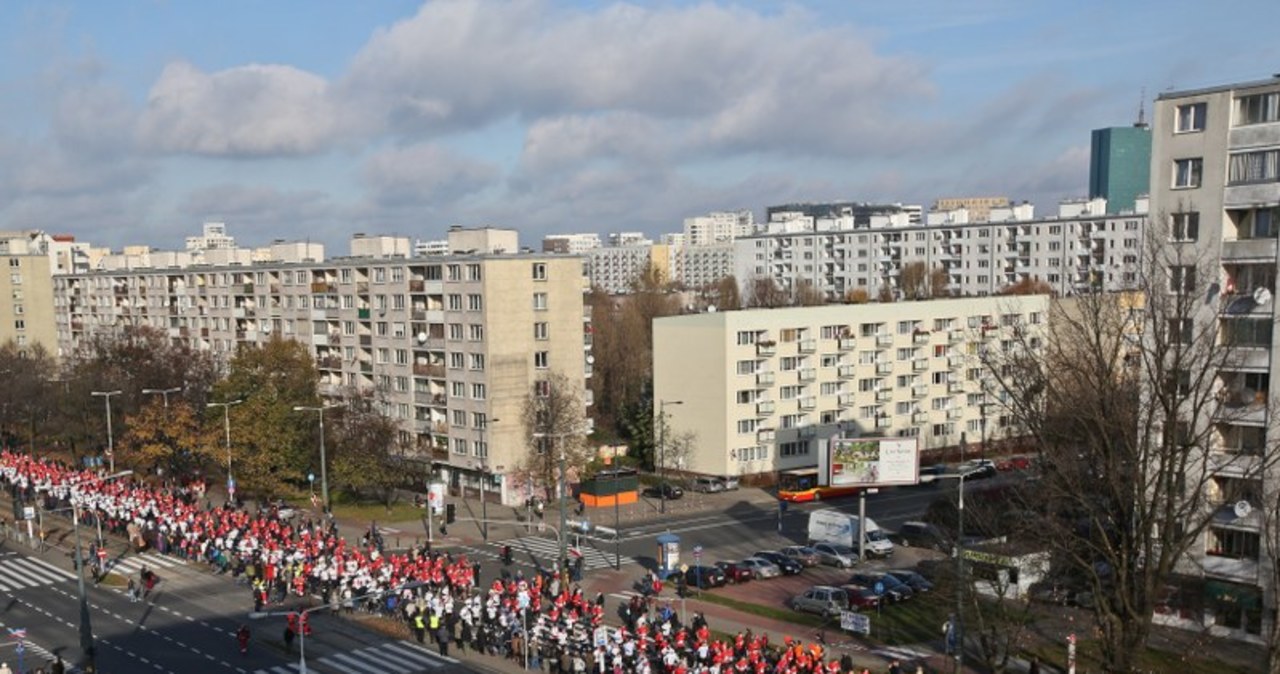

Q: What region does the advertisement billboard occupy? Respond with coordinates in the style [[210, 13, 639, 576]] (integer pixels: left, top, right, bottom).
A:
[[825, 437, 919, 487]]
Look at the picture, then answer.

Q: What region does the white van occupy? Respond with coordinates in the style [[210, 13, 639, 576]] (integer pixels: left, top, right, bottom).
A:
[[807, 509, 895, 558]]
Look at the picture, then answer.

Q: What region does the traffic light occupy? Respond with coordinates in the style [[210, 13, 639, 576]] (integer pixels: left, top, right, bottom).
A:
[[445, 503, 456, 524]]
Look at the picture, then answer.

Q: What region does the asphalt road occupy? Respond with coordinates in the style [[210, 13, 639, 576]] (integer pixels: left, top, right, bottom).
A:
[[0, 539, 478, 674]]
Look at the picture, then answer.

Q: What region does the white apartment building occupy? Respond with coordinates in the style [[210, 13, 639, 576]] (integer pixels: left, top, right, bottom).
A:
[[653, 296, 1048, 478], [585, 244, 672, 294], [52, 234, 590, 505], [185, 222, 237, 251], [734, 198, 1147, 301], [671, 243, 735, 292], [683, 210, 754, 247], [1149, 75, 1280, 642], [542, 233, 603, 255]]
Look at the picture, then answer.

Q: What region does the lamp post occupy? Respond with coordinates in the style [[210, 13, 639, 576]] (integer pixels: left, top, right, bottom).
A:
[[533, 430, 578, 572], [59, 469, 133, 672], [478, 417, 499, 541], [657, 400, 683, 514], [294, 404, 338, 512], [90, 390, 123, 472], [141, 386, 182, 408], [208, 399, 243, 504], [937, 470, 968, 672]]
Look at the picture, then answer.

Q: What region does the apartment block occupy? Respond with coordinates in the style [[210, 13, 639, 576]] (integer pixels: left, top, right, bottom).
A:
[[542, 233, 602, 255], [734, 197, 1147, 302], [1150, 75, 1280, 642], [0, 231, 89, 356], [653, 296, 1048, 479], [585, 243, 672, 293], [683, 210, 754, 247], [932, 197, 1010, 223], [52, 242, 589, 505]]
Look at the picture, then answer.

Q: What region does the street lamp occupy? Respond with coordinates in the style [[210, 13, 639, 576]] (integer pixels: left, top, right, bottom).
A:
[[208, 399, 243, 503], [657, 399, 683, 514], [62, 469, 133, 671], [936, 470, 969, 672], [90, 390, 123, 472], [141, 387, 182, 408], [478, 417, 499, 541], [294, 403, 339, 512], [532, 430, 580, 572]]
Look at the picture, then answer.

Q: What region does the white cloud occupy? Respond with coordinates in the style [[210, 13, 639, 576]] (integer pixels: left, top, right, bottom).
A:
[[138, 61, 338, 156], [362, 142, 500, 206]]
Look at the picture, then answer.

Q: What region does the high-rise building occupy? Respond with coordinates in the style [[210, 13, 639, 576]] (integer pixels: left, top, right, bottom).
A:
[[683, 210, 754, 246], [1150, 75, 1280, 643], [52, 233, 590, 505], [1089, 124, 1152, 214]]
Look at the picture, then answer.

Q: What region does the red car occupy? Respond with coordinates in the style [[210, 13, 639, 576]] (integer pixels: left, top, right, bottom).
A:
[[840, 584, 883, 611], [714, 561, 754, 584], [996, 456, 1032, 472]]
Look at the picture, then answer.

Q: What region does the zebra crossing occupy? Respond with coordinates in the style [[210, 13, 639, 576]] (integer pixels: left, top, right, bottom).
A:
[[251, 640, 456, 673], [495, 535, 635, 571], [100, 551, 185, 577], [0, 554, 73, 591]]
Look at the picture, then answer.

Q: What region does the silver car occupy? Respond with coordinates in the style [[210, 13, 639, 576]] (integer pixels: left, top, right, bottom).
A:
[[792, 586, 848, 617], [811, 542, 858, 568], [738, 557, 782, 579]]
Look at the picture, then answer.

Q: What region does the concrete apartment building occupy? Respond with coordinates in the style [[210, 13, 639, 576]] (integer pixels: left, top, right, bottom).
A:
[[653, 296, 1048, 478], [52, 228, 589, 505], [733, 197, 1147, 302], [683, 210, 754, 246], [932, 197, 1010, 222], [0, 231, 93, 356], [1150, 75, 1280, 642]]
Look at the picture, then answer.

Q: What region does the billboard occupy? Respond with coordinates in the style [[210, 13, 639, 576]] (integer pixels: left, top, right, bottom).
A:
[[823, 437, 919, 487]]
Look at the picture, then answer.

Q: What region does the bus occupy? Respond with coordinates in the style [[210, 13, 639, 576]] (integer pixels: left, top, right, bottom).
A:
[[777, 468, 860, 502]]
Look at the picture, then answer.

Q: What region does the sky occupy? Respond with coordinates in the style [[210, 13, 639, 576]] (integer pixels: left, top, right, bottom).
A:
[[0, 0, 1276, 253]]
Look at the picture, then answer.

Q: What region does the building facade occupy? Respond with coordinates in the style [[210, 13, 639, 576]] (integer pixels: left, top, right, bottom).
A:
[[1090, 125, 1152, 214], [932, 197, 1010, 223], [52, 247, 590, 505], [734, 198, 1147, 302], [683, 210, 754, 247], [653, 296, 1048, 478], [1150, 76, 1280, 642]]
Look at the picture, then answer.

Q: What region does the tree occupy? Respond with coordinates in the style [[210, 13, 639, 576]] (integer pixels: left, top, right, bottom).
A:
[[844, 288, 871, 304], [711, 275, 742, 311], [877, 283, 895, 303], [327, 387, 403, 506], [0, 342, 58, 453], [900, 262, 952, 300], [792, 279, 826, 306], [118, 400, 217, 478], [520, 372, 591, 504], [982, 222, 1278, 672], [999, 277, 1054, 296], [746, 276, 790, 308]]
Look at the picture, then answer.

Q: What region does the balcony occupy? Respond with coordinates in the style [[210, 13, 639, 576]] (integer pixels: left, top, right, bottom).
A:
[[875, 389, 892, 403], [912, 412, 929, 424], [317, 357, 342, 370], [838, 336, 856, 351], [756, 371, 776, 387], [1215, 395, 1268, 426], [912, 331, 930, 345], [798, 396, 816, 410], [838, 393, 856, 407], [756, 400, 776, 416], [911, 384, 928, 398], [359, 361, 374, 373], [1200, 555, 1260, 584], [912, 358, 928, 372], [798, 368, 816, 382], [432, 421, 449, 435], [838, 364, 856, 378], [948, 356, 966, 369], [798, 339, 817, 354], [311, 282, 336, 294], [757, 428, 776, 443], [1222, 238, 1278, 262], [409, 280, 425, 292], [359, 335, 372, 347], [413, 363, 445, 378], [948, 381, 964, 393], [876, 362, 893, 376], [949, 329, 965, 343], [358, 308, 371, 320], [757, 341, 777, 356], [946, 408, 963, 420], [875, 334, 893, 348], [1222, 347, 1271, 371], [356, 282, 370, 294]]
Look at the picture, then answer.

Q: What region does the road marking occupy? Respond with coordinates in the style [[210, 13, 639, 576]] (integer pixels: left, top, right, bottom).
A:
[[0, 555, 74, 590], [492, 536, 635, 571], [316, 640, 456, 671]]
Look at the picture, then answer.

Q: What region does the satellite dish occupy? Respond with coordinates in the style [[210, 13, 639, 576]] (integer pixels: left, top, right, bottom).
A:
[[417, 332, 428, 343], [1234, 500, 1253, 518], [1253, 287, 1272, 306], [586, 355, 595, 364], [261, 323, 271, 333], [707, 305, 717, 313]]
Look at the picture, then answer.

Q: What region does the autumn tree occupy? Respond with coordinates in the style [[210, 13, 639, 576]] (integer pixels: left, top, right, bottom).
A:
[[877, 283, 895, 303], [900, 262, 952, 300], [327, 387, 403, 506], [520, 372, 591, 504], [119, 400, 218, 478], [792, 279, 826, 306], [999, 277, 1054, 296], [983, 223, 1278, 672], [0, 342, 58, 453], [844, 288, 871, 304], [711, 275, 742, 311]]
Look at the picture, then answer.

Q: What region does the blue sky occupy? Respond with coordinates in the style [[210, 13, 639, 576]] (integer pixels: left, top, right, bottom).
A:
[[0, 0, 1275, 252]]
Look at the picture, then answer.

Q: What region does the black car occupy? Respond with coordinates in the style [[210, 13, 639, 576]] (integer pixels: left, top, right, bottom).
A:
[[848, 572, 914, 602], [684, 565, 728, 589], [885, 569, 934, 593], [896, 521, 949, 551], [752, 551, 804, 576], [643, 482, 685, 499]]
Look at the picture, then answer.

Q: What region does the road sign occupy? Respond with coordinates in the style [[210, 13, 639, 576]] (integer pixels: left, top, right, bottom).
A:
[[308, 473, 315, 484], [874, 581, 885, 595], [21, 507, 33, 521], [693, 545, 703, 560], [840, 611, 870, 635], [97, 548, 107, 560]]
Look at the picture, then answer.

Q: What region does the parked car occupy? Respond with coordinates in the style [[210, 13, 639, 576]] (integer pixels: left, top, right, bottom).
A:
[[885, 569, 934, 593], [691, 477, 725, 493], [718, 476, 740, 491], [917, 464, 949, 485], [684, 565, 728, 589], [996, 456, 1032, 472], [643, 482, 685, 499], [737, 557, 783, 579], [791, 586, 848, 617], [811, 542, 858, 568], [752, 551, 804, 576], [957, 459, 998, 480], [839, 584, 883, 611], [896, 521, 949, 551], [714, 560, 754, 584], [780, 545, 821, 567], [848, 572, 914, 602]]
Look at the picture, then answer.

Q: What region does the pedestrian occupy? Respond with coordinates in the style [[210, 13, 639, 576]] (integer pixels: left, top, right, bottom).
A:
[[51, 657, 66, 674], [889, 659, 902, 674], [1028, 656, 1041, 674], [413, 610, 426, 644], [127, 578, 138, 603], [435, 622, 451, 657], [236, 624, 251, 655]]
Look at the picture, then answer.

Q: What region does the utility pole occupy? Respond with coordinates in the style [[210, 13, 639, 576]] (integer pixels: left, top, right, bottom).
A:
[[207, 399, 243, 503], [479, 416, 498, 541], [90, 390, 123, 472], [294, 404, 339, 512]]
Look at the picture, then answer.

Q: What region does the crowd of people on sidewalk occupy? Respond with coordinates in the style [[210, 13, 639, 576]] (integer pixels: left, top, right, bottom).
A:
[[0, 450, 919, 674]]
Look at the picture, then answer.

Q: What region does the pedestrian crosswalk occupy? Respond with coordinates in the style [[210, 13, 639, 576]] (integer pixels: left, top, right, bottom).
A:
[[101, 551, 185, 577], [0, 555, 73, 591], [251, 640, 456, 673], [494, 535, 635, 571]]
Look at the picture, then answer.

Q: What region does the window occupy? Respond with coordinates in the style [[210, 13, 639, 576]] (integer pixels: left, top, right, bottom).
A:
[[1235, 92, 1280, 126], [1170, 212, 1199, 242], [1169, 265, 1196, 294], [1228, 149, 1280, 185], [736, 360, 758, 375], [779, 441, 810, 457], [1173, 158, 1203, 188], [1175, 102, 1207, 132], [469, 353, 485, 370], [534, 351, 548, 369], [448, 294, 462, 311], [448, 323, 463, 340], [736, 331, 758, 345], [1170, 319, 1193, 345], [469, 324, 484, 341], [453, 438, 468, 455], [449, 352, 465, 369], [452, 410, 467, 427], [532, 263, 547, 281], [737, 419, 757, 434], [471, 383, 486, 400], [468, 294, 483, 311], [533, 292, 548, 311], [534, 322, 549, 340], [1222, 318, 1272, 347], [467, 264, 482, 281]]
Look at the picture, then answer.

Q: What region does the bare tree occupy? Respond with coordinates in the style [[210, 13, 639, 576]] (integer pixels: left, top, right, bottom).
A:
[[983, 219, 1278, 672], [746, 275, 790, 308], [711, 275, 742, 311], [792, 279, 826, 306], [1000, 277, 1055, 296], [520, 372, 592, 504]]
